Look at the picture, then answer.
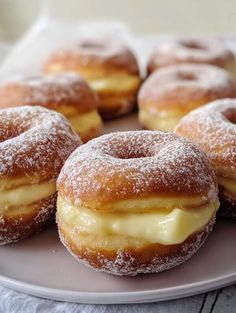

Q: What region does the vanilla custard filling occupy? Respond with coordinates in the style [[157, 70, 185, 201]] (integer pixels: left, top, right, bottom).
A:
[[67, 110, 102, 135], [218, 176, 236, 195], [57, 197, 218, 245], [0, 181, 56, 213], [45, 65, 140, 92], [139, 109, 183, 131], [90, 75, 140, 93]]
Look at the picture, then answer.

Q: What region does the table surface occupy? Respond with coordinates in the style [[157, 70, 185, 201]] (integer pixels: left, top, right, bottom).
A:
[[0, 42, 235, 313]]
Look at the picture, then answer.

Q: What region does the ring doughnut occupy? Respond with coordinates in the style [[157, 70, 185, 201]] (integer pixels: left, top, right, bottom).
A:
[[138, 63, 236, 131], [57, 131, 219, 275], [175, 98, 236, 220], [0, 73, 103, 142], [43, 38, 141, 119], [148, 38, 235, 76], [0, 106, 81, 244]]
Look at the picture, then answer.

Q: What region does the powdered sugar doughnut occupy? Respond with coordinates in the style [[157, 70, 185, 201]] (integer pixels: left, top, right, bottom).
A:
[[43, 38, 141, 119], [138, 63, 236, 131], [0, 106, 81, 244], [175, 98, 236, 220], [57, 131, 219, 275], [148, 38, 236, 76], [0, 73, 103, 142]]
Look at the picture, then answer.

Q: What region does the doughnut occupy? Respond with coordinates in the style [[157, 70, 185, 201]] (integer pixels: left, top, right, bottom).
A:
[[43, 38, 141, 119], [0, 73, 103, 142], [138, 63, 236, 131], [175, 98, 236, 220], [148, 38, 236, 76], [57, 131, 219, 276], [0, 106, 81, 244]]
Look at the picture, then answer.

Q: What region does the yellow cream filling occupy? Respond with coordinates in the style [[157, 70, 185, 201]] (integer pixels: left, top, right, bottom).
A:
[[57, 197, 218, 245], [218, 176, 236, 195], [45, 65, 140, 92], [0, 181, 56, 213], [68, 110, 102, 135], [89, 75, 140, 93], [56, 105, 79, 117], [139, 109, 183, 131]]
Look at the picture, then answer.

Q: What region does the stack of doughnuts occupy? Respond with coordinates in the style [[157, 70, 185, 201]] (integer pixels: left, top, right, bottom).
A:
[[43, 38, 142, 119], [0, 34, 235, 277]]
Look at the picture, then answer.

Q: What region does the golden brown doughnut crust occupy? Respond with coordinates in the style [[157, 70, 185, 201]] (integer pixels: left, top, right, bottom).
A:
[[218, 186, 236, 220], [94, 89, 137, 120], [138, 64, 236, 114], [0, 73, 100, 114], [57, 131, 218, 210], [57, 214, 215, 276], [0, 194, 56, 245], [148, 38, 235, 74], [43, 39, 140, 76]]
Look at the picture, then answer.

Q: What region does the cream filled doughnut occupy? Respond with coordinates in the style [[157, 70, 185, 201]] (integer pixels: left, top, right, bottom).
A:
[[57, 131, 219, 276], [43, 38, 141, 119], [0, 73, 103, 142], [175, 98, 236, 220], [148, 38, 236, 76], [138, 64, 236, 131], [0, 106, 81, 244]]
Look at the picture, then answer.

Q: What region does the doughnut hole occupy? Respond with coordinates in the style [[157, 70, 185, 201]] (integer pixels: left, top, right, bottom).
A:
[[103, 135, 158, 159], [79, 41, 105, 51], [106, 142, 155, 160], [176, 71, 197, 81], [180, 40, 208, 51], [223, 107, 236, 124]]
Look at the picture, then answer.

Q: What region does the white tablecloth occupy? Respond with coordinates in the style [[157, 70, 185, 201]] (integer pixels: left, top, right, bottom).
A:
[[1, 285, 236, 313]]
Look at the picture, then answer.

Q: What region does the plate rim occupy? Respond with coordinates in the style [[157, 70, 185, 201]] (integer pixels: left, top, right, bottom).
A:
[[0, 271, 235, 304]]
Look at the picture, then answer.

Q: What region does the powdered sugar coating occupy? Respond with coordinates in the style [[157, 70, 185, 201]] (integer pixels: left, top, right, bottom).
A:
[[148, 38, 235, 73], [44, 37, 140, 75], [138, 64, 235, 110], [175, 98, 236, 178], [57, 130, 218, 208], [0, 73, 99, 113], [0, 105, 81, 181]]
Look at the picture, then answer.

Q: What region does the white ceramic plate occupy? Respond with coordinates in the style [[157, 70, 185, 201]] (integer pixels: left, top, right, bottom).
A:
[[0, 114, 236, 304]]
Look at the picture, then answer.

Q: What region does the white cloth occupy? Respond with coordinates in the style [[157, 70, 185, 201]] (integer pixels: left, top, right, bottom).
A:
[[0, 42, 11, 65], [1, 285, 236, 312], [0, 286, 204, 313]]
